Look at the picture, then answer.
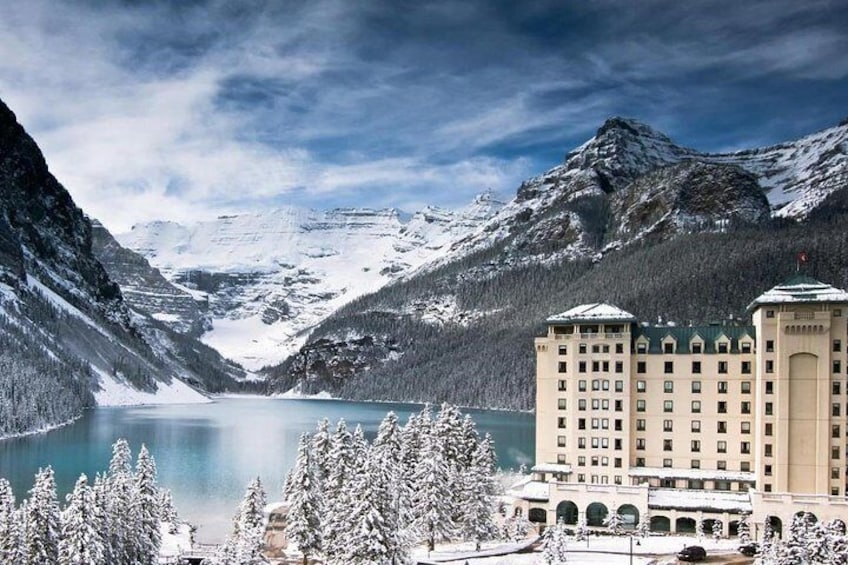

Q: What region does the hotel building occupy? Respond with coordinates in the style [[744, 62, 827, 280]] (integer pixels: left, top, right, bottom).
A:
[[513, 276, 848, 537]]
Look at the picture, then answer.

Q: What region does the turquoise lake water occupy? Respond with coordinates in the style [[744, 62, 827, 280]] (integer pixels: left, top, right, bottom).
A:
[[0, 397, 534, 542]]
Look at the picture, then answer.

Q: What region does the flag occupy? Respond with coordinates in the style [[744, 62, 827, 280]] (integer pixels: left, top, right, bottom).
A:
[[798, 251, 808, 264]]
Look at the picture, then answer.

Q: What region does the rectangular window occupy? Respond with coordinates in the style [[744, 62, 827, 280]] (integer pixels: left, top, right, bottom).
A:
[[578, 418, 586, 430], [717, 460, 727, 470], [636, 457, 645, 467], [833, 467, 840, 479], [663, 419, 673, 432], [741, 422, 751, 434], [636, 419, 646, 431], [637, 343, 647, 354], [663, 458, 672, 467], [557, 417, 567, 429], [558, 361, 568, 373], [741, 441, 751, 454], [766, 360, 774, 373], [718, 381, 728, 393], [592, 379, 600, 391], [835, 361, 842, 374], [718, 361, 728, 374], [614, 400, 623, 412], [692, 400, 701, 413], [592, 361, 600, 372], [579, 344, 587, 354], [833, 382, 841, 395], [692, 342, 702, 354], [717, 421, 727, 433], [764, 444, 772, 457], [614, 419, 622, 431], [766, 381, 774, 394], [615, 458, 622, 468], [558, 435, 567, 447], [765, 464, 772, 476], [591, 418, 599, 430], [691, 380, 702, 393], [579, 361, 587, 373], [660, 479, 675, 488], [577, 474, 585, 483], [636, 400, 646, 412], [636, 380, 646, 392], [578, 380, 587, 391], [558, 380, 567, 391], [664, 380, 674, 393], [616, 343, 624, 354], [602, 380, 610, 391], [741, 462, 751, 472], [615, 361, 623, 374], [592, 437, 599, 448], [835, 340, 842, 353], [692, 361, 702, 374], [766, 310, 774, 318], [578, 437, 586, 448], [836, 309, 843, 317], [765, 423, 773, 436], [691, 440, 701, 452], [741, 361, 752, 374], [602, 345, 610, 353], [664, 342, 674, 354], [741, 381, 751, 394], [688, 479, 704, 489], [765, 402, 773, 416], [578, 399, 586, 411], [636, 438, 646, 450], [664, 361, 673, 374], [663, 400, 673, 413], [614, 439, 622, 450], [766, 339, 774, 352], [637, 361, 646, 373], [718, 401, 727, 414], [615, 380, 624, 392], [558, 345, 567, 355], [578, 456, 586, 466], [557, 454, 567, 464], [717, 441, 727, 453], [558, 398, 567, 410], [741, 401, 751, 414], [834, 425, 841, 439], [741, 342, 752, 353], [663, 439, 673, 451], [833, 446, 840, 460], [691, 460, 701, 469], [718, 343, 728, 354], [691, 420, 701, 433], [834, 403, 841, 417]]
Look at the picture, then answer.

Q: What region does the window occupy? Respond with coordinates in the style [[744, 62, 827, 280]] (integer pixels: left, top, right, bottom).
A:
[[558, 417, 567, 428], [577, 474, 585, 483], [663, 439, 673, 451], [765, 423, 773, 436], [614, 400, 623, 412], [663, 400, 674, 413], [592, 379, 600, 391], [834, 403, 841, 417], [579, 361, 587, 373], [578, 399, 586, 411], [558, 398, 567, 410], [664, 361, 673, 374], [557, 454, 567, 464], [636, 400, 646, 412], [764, 484, 772, 492], [636, 419, 646, 431], [764, 444, 772, 457], [717, 421, 727, 433], [615, 458, 622, 468], [741, 381, 751, 394], [741, 401, 751, 414], [692, 361, 702, 374], [741, 442, 751, 454], [691, 460, 701, 470], [741, 422, 751, 434], [835, 340, 842, 353], [718, 342, 728, 354], [718, 361, 728, 374], [636, 438, 646, 450], [592, 361, 600, 372], [578, 418, 586, 430], [833, 467, 841, 479], [663, 458, 672, 467], [578, 437, 586, 448], [591, 344, 600, 353], [614, 439, 622, 450], [691, 440, 701, 452], [717, 441, 727, 453], [615, 343, 624, 354], [717, 401, 727, 414], [591, 418, 599, 430], [834, 425, 841, 439], [692, 342, 702, 354], [741, 361, 751, 374], [664, 380, 674, 393], [717, 381, 728, 393], [765, 402, 773, 416], [637, 343, 647, 354], [558, 380, 567, 391], [766, 360, 774, 373], [691, 400, 701, 413], [592, 437, 599, 447], [717, 460, 727, 470], [766, 339, 774, 352], [833, 446, 840, 460], [602, 345, 609, 353], [615, 380, 624, 392], [578, 380, 587, 391], [741, 462, 751, 472], [614, 419, 622, 431], [691, 380, 701, 393], [602, 380, 610, 391], [558, 345, 568, 355], [578, 456, 586, 466], [664, 342, 674, 354], [741, 342, 752, 353], [636, 380, 646, 392], [688, 479, 704, 489], [835, 361, 842, 374], [836, 309, 842, 317], [579, 343, 587, 354], [766, 309, 774, 318], [556, 436, 567, 448], [691, 420, 701, 433], [636, 457, 645, 467], [834, 382, 842, 395], [558, 361, 568, 373], [637, 361, 646, 373], [765, 381, 774, 394], [615, 361, 623, 374], [663, 419, 673, 432], [661, 479, 675, 487]]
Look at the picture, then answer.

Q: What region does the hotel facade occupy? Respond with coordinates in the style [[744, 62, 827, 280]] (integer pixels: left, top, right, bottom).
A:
[[513, 276, 848, 538]]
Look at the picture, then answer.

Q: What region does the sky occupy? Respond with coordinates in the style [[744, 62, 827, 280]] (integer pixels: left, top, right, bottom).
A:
[[0, 0, 846, 232]]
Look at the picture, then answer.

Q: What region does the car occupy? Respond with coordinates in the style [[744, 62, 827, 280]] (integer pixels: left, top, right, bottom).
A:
[[677, 545, 707, 562], [739, 542, 760, 556]]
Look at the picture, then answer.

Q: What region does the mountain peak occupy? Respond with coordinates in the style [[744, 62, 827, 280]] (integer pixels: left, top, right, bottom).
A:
[[595, 116, 675, 144]]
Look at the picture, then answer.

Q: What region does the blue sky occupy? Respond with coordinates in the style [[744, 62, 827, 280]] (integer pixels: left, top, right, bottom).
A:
[[0, 0, 846, 231]]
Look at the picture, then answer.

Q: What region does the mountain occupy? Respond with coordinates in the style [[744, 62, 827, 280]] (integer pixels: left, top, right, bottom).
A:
[[263, 117, 848, 409], [0, 98, 241, 437], [116, 191, 504, 370]]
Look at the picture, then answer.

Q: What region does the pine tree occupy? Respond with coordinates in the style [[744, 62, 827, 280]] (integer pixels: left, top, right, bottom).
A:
[[134, 444, 162, 565], [541, 518, 569, 565], [22, 466, 60, 564], [575, 513, 588, 542], [323, 419, 354, 560], [158, 489, 179, 534], [760, 519, 775, 561], [826, 519, 848, 563], [737, 513, 751, 544], [695, 518, 704, 540], [233, 477, 267, 564], [371, 411, 410, 563], [460, 439, 498, 550], [285, 434, 322, 565], [636, 509, 650, 538], [411, 428, 457, 551], [311, 417, 332, 486], [106, 439, 136, 564], [711, 519, 722, 540], [58, 474, 105, 565], [0, 477, 21, 564], [91, 473, 113, 564]]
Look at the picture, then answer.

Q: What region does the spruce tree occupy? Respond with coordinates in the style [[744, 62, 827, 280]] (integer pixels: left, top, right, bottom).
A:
[[22, 466, 60, 564], [345, 449, 401, 564], [737, 513, 751, 544], [106, 439, 136, 564], [604, 509, 624, 535], [158, 489, 179, 534], [411, 429, 457, 551], [460, 440, 498, 550], [285, 434, 322, 565], [58, 474, 105, 565], [541, 518, 569, 565], [311, 417, 332, 486], [0, 478, 21, 564], [323, 419, 354, 560], [134, 444, 162, 564], [711, 519, 722, 540]]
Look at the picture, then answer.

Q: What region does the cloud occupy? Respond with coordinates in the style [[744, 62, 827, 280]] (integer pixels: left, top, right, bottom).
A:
[[0, 0, 846, 232]]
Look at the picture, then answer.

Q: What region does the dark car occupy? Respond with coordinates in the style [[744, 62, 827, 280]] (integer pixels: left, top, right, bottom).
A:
[[739, 542, 759, 556], [677, 545, 707, 562]]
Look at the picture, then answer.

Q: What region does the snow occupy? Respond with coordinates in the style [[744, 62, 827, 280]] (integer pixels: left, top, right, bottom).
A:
[[150, 312, 182, 323], [748, 277, 848, 309], [26, 275, 109, 337], [531, 464, 573, 474], [649, 488, 753, 512], [200, 315, 307, 372], [629, 466, 756, 482], [508, 479, 551, 502], [547, 303, 636, 324], [93, 367, 210, 406], [158, 522, 193, 560]]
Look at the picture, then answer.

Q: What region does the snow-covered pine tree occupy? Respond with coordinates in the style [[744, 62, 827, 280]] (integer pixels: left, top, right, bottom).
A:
[[435, 403, 465, 525], [0, 477, 21, 563], [636, 508, 650, 538], [695, 518, 704, 540], [575, 513, 588, 542], [22, 466, 60, 564], [503, 513, 532, 542], [782, 512, 813, 563], [806, 520, 829, 563], [224, 477, 267, 565], [541, 518, 569, 565], [459, 439, 498, 550], [604, 507, 624, 535], [759, 519, 775, 561], [371, 411, 410, 561], [399, 412, 423, 529], [411, 426, 457, 551], [737, 513, 751, 544], [158, 489, 179, 534], [351, 424, 369, 471], [58, 474, 105, 565], [134, 444, 162, 565], [322, 419, 354, 560], [285, 433, 322, 565], [106, 439, 136, 564], [91, 473, 113, 564], [711, 519, 722, 540], [311, 417, 332, 486], [826, 519, 848, 563]]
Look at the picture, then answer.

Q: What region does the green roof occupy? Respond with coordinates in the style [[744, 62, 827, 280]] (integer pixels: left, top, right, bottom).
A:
[[632, 325, 755, 354]]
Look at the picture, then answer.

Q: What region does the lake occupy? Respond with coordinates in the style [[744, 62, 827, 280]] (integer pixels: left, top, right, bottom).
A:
[[0, 397, 534, 542]]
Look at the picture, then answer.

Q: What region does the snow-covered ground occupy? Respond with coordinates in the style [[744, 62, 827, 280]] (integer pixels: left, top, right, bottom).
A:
[[159, 522, 193, 561], [94, 368, 210, 406]]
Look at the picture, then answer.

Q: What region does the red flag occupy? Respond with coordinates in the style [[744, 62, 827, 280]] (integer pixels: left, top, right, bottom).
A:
[[798, 251, 809, 264]]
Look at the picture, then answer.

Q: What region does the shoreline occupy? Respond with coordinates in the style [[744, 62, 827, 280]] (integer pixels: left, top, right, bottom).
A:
[[0, 413, 83, 442]]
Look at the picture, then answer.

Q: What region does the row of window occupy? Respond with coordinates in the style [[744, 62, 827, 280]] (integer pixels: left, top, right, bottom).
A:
[[633, 419, 752, 434], [635, 380, 752, 393], [557, 337, 844, 357], [635, 400, 751, 414], [635, 438, 751, 454], [636, 360, 753, 374], [635, 341, 751, 355]]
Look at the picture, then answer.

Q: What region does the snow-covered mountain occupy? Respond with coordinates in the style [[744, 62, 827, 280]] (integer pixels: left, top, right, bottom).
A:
[[116, 192, 504, 369]]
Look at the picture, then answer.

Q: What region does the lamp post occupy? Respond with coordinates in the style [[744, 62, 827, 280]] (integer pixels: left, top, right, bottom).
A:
[[629, 533, 633, 565]]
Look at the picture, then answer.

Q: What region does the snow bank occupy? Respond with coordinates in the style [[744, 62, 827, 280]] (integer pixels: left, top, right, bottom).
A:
[[94, 368, 210, 407]]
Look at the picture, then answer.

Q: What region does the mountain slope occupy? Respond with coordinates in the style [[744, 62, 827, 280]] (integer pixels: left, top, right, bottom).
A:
[[116, 192, 504, 369], [266, 117, 848, 408], [0, 98, 240, 436]]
